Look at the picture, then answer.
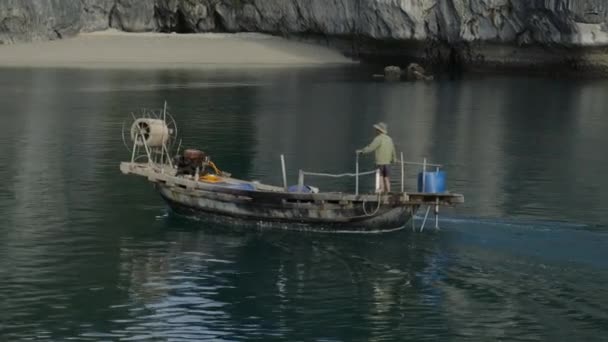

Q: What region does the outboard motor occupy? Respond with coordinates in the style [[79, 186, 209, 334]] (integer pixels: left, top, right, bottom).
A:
[[175, 149, 207, 176]]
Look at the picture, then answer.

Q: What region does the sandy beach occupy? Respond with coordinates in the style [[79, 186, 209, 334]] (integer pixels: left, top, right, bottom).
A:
[[0, 30, 354, 69]]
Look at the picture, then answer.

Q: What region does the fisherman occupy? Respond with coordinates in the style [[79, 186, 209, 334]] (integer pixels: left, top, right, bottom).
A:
[[356, 122, 397, 193]]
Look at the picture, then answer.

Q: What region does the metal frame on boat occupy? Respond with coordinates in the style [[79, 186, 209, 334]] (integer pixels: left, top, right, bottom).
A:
[[120, 103, 464, 233]]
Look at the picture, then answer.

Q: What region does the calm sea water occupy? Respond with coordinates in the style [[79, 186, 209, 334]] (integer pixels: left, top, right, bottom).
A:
[[0, 66, 607, 341]]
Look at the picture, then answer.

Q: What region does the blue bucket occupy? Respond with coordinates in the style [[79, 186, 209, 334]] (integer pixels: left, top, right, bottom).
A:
[[417, 171, 447, 193]]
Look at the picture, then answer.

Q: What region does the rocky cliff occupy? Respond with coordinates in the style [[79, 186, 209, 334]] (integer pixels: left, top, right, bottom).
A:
[[1, 0, 608, 72]]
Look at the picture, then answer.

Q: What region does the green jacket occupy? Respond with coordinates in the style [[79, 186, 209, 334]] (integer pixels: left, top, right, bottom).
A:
[[360, 133, 397, 165]]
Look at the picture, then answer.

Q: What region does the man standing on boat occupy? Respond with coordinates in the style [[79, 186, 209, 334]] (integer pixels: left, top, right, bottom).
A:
[[357, 122, 397, 193]]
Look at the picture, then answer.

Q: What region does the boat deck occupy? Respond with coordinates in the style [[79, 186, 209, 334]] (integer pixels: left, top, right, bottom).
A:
[[120, 162, 464, 207]]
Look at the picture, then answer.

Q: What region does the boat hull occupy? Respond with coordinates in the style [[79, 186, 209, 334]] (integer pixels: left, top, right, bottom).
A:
[[119, 162, 463, 233], [156, 184, 419, 232]]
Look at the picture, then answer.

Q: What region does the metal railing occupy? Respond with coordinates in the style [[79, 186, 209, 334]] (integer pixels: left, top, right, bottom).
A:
[[281, 152, 443, 195]]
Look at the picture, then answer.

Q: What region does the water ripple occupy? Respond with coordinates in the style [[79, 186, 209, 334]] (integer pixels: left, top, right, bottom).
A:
[[2, 68, 608, 341]]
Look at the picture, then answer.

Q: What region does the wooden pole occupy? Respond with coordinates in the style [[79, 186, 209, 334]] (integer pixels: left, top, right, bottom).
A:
[[400, 152, 404, 193], [131, 142, 137, 163], [355, 153, 359, 195], [161, 101, 167, 167], [298, 170, 304, 192], [422, 158, 427, 193], [435, 197, 440, 230], [281, 154, 288, 191], [420, 206, 431, 232]]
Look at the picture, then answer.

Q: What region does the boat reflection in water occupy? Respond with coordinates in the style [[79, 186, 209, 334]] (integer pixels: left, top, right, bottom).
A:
[[113, 220, 460, 341]]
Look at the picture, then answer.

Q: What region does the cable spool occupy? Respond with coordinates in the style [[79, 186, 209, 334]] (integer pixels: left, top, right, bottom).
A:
[[130, 119, 170, 148]]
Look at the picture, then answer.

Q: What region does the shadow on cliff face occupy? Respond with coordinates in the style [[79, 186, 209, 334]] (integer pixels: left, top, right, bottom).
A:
[[339, 37, 465, 80], [355, 39, 607, 80], [154, 7, 195, 34]]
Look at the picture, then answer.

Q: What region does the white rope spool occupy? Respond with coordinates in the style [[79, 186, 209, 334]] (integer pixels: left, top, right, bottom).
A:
[[130, 119, 170, 148]]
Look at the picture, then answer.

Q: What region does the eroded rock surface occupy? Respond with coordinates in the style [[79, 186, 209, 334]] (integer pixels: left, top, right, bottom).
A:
[[1, 0, 607, 71]]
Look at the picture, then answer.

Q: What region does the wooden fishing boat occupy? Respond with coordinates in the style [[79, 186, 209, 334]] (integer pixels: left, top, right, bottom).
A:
[[120, 104, 464, 233]]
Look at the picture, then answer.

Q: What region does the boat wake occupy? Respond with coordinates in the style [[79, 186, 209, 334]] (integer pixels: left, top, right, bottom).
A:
[[418, 215, 592, 231]]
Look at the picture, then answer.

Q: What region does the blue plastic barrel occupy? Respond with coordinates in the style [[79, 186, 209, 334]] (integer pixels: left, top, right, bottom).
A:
[[417, 171, 447, 193]]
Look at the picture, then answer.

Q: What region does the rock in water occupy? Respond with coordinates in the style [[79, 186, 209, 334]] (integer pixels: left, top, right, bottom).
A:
[[384, 66, 402, 81], [406, 63, 434, 81]]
